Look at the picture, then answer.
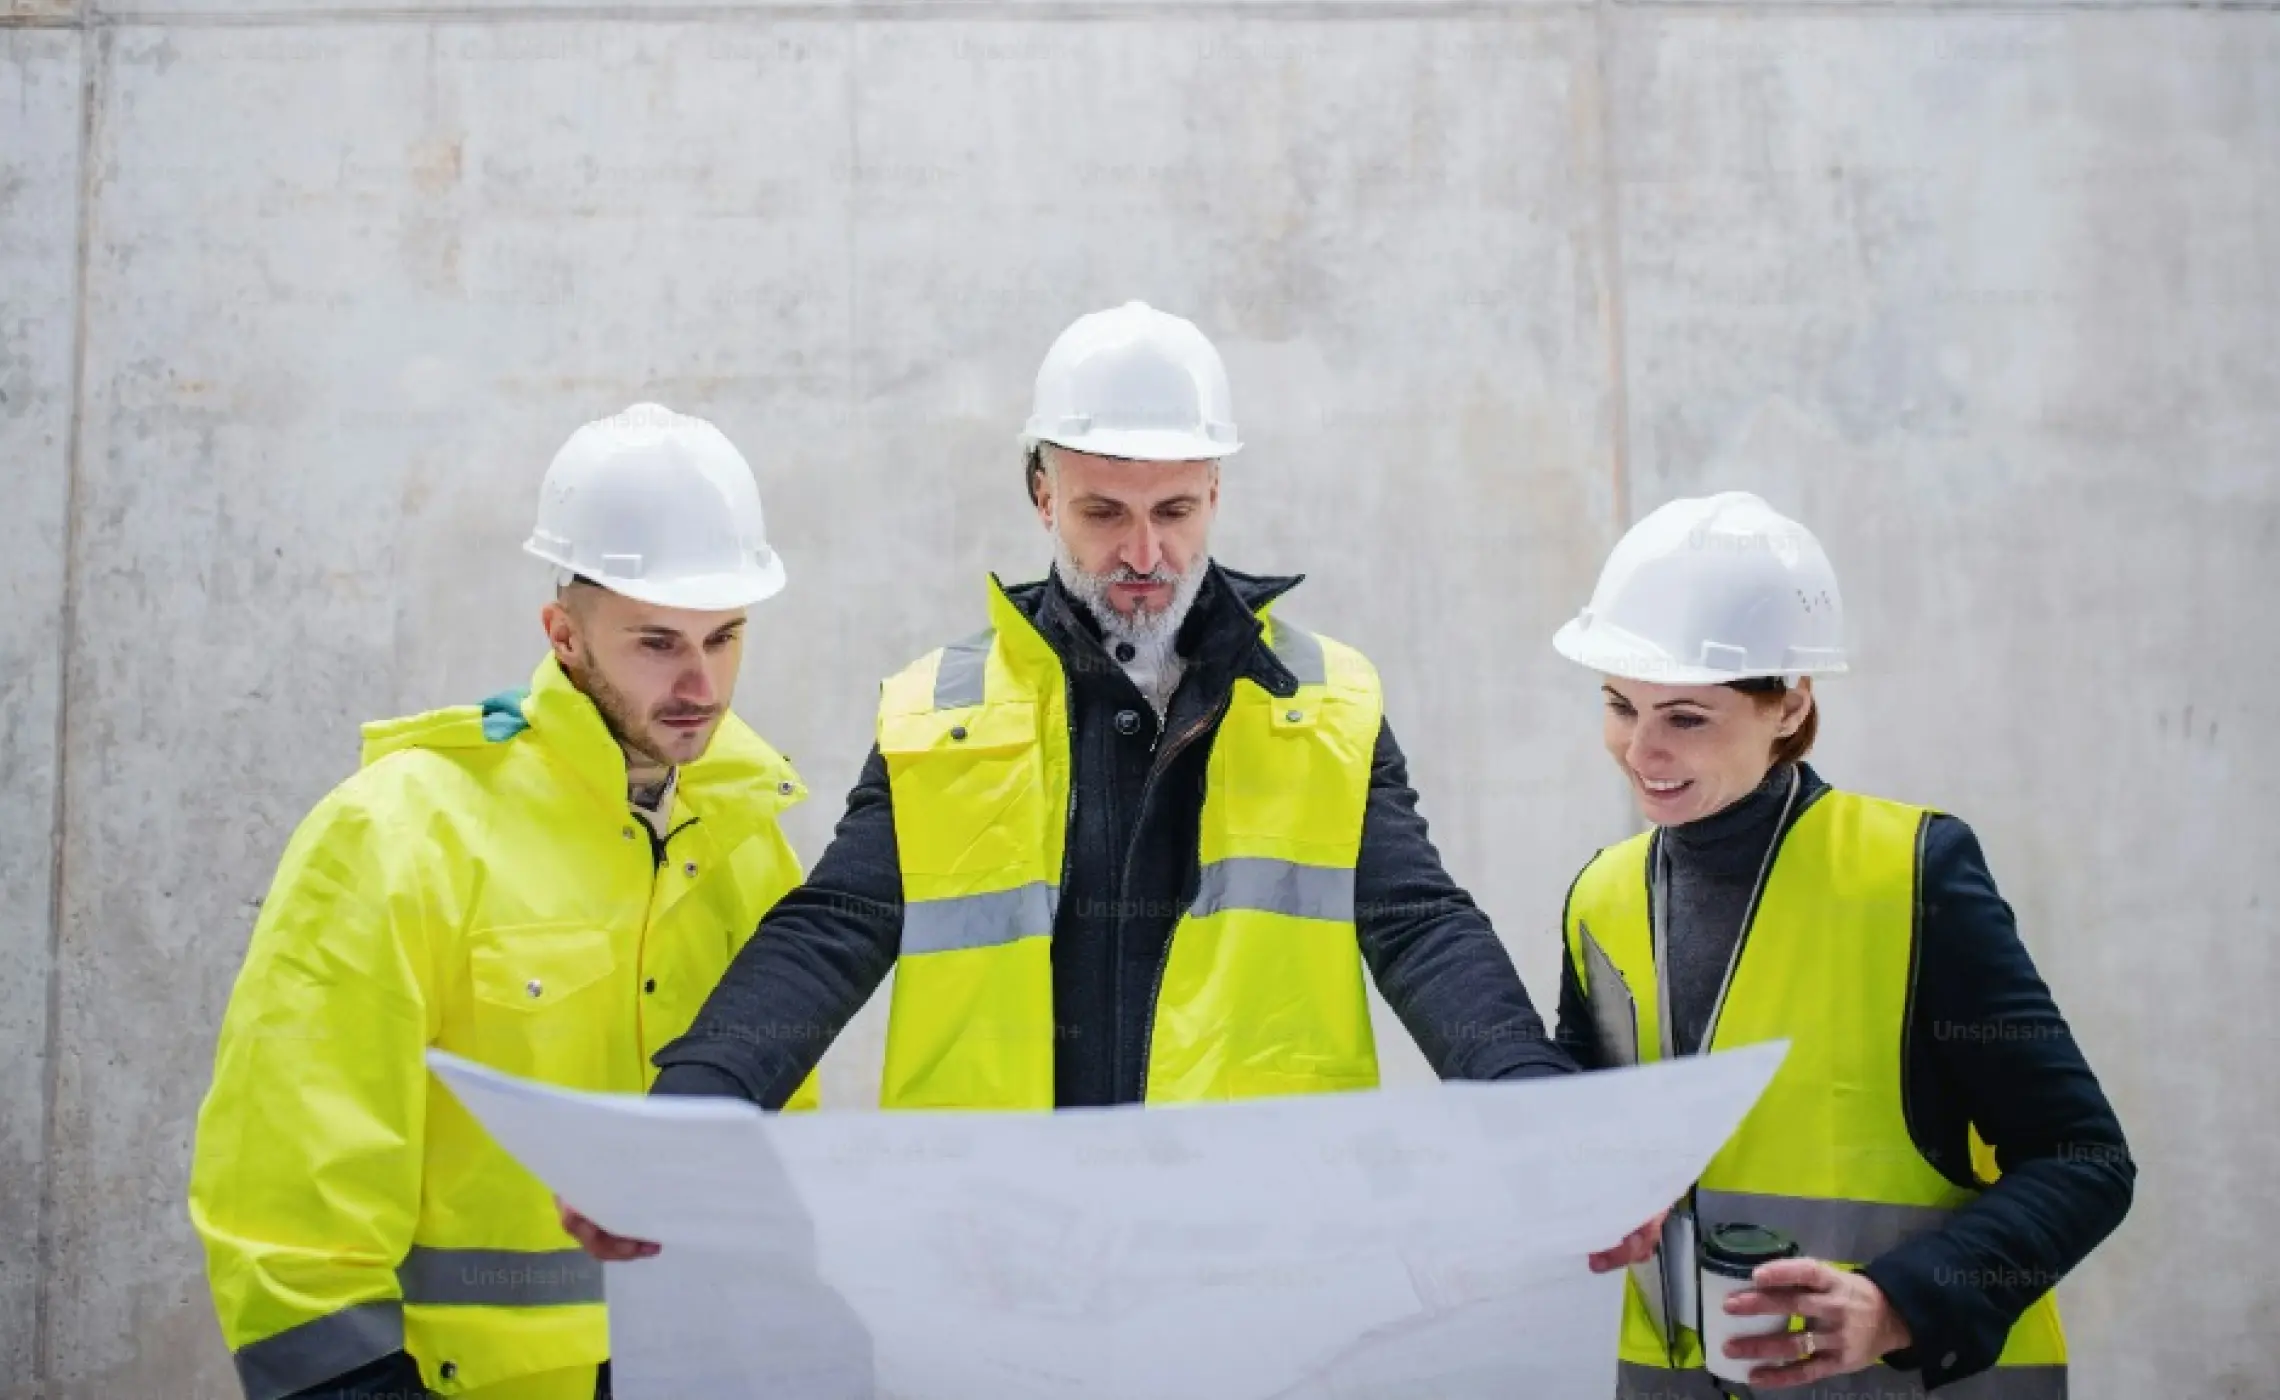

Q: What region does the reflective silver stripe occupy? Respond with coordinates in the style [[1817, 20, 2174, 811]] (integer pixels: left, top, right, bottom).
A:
[[932, 628, 995, 709], [1618, 1359, 2064, 1400], [234, 1300, 403, 1400], [397, 1245, 604, 1307], [1695, 1189, 1954, 1264], [1268, 617, 1327, 687], [1190, 857, 1352, 923], [1616, 1362, 1724, 1400], [1579, 920, 1639, 1067], [904, 881, 1057, 955]]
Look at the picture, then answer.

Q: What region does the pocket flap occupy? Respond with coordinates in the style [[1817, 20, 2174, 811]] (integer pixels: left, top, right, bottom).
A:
[[470, 925, 618, 1011], [878, 700, 1036, 756]]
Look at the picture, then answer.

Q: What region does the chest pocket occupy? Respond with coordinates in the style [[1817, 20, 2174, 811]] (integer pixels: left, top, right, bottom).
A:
[[466, 924, 622, 1088], [879, 700, 1044, 885]]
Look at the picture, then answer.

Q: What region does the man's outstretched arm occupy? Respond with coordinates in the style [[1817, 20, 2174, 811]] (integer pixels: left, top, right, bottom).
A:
[[1353, 717, 1578, 1081], [651, 745, 905, 1108]]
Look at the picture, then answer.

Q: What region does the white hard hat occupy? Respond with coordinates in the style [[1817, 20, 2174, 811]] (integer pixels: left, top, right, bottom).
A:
[[523, 402, 785, 611], [1022, 301, 1241, 462], [1552, 492, 1847, 685]]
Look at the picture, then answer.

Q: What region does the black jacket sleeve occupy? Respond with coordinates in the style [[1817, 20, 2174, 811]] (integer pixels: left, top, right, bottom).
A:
[[650, 746, 905, 1108], [1860, 816, 2135, 1390], [1353, 718, 1578, 1081]]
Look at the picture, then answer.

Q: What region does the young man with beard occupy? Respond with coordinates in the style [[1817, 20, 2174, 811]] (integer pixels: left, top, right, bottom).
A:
[[567, 302, 1573, 1260], [188, 404, 816, 1400]]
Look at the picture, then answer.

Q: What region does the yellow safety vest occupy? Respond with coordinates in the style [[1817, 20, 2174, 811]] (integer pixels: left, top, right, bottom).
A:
[[874, 577, 1383, 1108], [1564, 788, 2068, 1400], [189, 655, 817, 1400]]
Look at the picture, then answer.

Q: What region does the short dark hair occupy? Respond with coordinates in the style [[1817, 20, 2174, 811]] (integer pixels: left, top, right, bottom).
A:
[[1024, 444, 1047, 508], [1727, 676, 1818, 766]]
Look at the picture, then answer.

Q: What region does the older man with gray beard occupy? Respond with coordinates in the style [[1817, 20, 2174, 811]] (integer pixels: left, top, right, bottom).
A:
[[562, 303, 1571, 1246]]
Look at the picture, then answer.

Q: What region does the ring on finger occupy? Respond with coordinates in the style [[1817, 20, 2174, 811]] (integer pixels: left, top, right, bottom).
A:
[[1795, 1328, 1818, 1362]]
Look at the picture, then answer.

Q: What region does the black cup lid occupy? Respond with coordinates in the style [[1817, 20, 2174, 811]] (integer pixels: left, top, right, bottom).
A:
[[1700, 1222, 1800, 1278]]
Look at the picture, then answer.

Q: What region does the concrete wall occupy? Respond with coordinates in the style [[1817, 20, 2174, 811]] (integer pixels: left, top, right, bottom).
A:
[[3, 14, 82, 1392], [2, 1, 2271, 1395]]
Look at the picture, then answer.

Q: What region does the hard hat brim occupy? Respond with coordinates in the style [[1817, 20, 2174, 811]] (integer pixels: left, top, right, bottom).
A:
[[1027, 426, 1242, 464], [1552, 617, 1846, 686], [527, 542, 787, 612]]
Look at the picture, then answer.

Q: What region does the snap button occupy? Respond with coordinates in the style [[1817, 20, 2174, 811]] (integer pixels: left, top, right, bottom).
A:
[[683, 861, 698, 877], [777, 779, 795, 794], [621, 826, 636, 841], [1941, 1352, 1958, 1369], [1114, 710, 1141, 736], [1285, 708, 1304, 722], [644, 977, 656, 994], [440, 1361, 457, 1380], [948, 725, 968, 742], [525, 979, 543, 999], [1113, 642, 1136, 662]]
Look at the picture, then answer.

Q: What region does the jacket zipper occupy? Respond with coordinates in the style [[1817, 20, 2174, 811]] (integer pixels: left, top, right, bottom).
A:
[[1129, 696, 1230, 1102], [634, 820, 663, 1075], [1032, 668, 1074, 1109], [635, 814, 698, 1080]]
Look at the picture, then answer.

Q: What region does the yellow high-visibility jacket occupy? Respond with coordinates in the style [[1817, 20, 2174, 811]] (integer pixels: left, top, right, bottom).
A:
[[1564, 789, 2066, 1400], [189, 655, 816, 1400], [877, 578, 1384, 1108]]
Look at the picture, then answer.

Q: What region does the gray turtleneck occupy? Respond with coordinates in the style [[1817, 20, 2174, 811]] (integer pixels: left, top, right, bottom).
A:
[[1655, 763, 1808, 1056]]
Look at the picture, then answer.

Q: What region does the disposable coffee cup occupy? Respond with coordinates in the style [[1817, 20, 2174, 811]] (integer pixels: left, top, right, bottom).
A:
[[1698, 1222, 1801, 1386]]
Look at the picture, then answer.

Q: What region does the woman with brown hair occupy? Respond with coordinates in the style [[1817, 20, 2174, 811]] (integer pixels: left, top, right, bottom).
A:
[[1559, 492, 2132, 1398]]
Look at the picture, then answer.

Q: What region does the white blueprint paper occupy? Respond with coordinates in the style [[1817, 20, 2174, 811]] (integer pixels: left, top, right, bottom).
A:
[[428, 1041, 1785, 1400]]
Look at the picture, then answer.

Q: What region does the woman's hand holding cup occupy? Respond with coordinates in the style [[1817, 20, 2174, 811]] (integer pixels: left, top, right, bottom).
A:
[[1715, 1257, 1912, 1389]]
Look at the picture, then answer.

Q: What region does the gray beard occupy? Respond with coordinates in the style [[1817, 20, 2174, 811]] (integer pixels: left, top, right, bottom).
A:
[[1052, 533, 1209, 717]]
